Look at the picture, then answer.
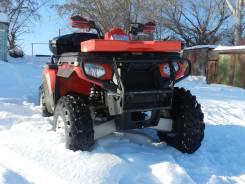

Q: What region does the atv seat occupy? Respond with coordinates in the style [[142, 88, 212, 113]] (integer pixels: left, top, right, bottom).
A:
[[49, 33, 99, 55]]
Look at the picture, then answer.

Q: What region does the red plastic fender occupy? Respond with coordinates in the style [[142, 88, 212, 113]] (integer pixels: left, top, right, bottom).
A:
[[73, 66, 107, 86], [43, 66, 57, 94]]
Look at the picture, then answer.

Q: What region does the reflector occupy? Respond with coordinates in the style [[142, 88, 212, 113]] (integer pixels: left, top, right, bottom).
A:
[[143, 22, 156, 33]]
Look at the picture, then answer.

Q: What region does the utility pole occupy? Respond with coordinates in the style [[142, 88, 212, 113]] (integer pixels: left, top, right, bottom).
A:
[[32, 43, 34, 56]]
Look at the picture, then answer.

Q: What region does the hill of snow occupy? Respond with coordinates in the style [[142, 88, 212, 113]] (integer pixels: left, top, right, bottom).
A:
[[0, 57, 245, 184]]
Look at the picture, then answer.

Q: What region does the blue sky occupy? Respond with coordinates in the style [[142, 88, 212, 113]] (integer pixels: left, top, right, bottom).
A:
[[20, 3, 70, 55]]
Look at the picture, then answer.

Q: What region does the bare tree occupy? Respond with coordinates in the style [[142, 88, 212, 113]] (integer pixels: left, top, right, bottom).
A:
[[158, 0, 231, 46], [225, 0, 244, 45], [56, 0, 233, 46], [0, 0, 48, 50], [56, 0, 154, 33]]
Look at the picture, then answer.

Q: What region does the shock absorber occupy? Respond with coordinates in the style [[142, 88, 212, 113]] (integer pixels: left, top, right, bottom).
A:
[[89, 86, 103, 105], [89, 86, 109, 123]]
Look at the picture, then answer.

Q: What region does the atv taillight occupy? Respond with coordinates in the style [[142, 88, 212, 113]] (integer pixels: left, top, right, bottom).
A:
[[83, 63, 112, 80]]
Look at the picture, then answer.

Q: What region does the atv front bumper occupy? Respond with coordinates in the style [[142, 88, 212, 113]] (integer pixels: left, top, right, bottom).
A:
[[77, 53, 191, 117]]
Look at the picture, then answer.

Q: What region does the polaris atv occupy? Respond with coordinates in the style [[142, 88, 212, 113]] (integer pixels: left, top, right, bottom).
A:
[[40, 16, 204, 153]]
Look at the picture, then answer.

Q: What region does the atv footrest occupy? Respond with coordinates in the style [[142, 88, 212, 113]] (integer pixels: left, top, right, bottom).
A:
[[123, 90, 172, 112]]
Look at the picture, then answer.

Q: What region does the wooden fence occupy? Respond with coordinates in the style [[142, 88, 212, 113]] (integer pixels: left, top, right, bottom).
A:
[[207, 49, 245, 88], [183, 46, 245, 88]]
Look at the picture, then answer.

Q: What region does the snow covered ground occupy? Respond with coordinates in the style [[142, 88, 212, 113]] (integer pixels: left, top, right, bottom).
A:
[[0, 57, 245, 184]]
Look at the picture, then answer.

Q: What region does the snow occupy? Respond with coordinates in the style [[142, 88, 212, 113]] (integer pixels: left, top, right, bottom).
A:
[[184, 45, 217, 51], [0, 13, 9, 23], [183, 45, 245, 51], [214, 45, 245, 51], [0, 57, 245, 184]]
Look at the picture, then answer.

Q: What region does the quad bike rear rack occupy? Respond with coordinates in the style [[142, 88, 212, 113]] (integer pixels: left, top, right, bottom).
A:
[[80, 40, 181, 53]]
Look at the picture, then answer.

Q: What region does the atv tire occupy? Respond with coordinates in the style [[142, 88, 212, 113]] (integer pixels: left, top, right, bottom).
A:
[[53, 94, 94, 151], [158, 87, 205, 153], [39, 85, 52, 117]]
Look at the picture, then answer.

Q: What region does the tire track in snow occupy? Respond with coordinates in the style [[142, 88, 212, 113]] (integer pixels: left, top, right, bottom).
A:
[[0, 147, 67, 184], [95, 133, 196, 184]]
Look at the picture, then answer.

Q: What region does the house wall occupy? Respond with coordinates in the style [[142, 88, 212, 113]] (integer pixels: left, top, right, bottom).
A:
[[0, 22, 8, 61]]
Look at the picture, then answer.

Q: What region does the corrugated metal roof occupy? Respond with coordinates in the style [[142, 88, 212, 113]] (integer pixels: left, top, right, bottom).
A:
[[184, 45, 217, 51], [214, 45, 245, 51]]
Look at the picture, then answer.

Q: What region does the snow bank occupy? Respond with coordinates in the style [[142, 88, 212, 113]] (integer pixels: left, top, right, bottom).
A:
[[0, 56, 47, 103], [0, 13, 9, 23], [0, 57, 245, 184]]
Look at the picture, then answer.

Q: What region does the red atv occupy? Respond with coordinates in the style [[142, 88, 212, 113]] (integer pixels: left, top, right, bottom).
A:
[[40, 16, 204, 153]]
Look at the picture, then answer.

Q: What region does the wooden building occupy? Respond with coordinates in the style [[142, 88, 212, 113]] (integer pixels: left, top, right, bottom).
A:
[[182, 45, 216, 76]]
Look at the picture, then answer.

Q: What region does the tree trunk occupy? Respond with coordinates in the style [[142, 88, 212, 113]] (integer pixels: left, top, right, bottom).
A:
[[234, 0, 243, 45], [234, 16, 242, 45], [8, 32, 17, 50]]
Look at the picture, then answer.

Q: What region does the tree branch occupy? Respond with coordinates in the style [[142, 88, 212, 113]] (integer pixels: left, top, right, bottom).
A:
[[225, 0, 235, 15]]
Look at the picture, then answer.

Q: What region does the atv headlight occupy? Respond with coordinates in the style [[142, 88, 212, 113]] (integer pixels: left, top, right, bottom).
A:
[[162, 62, 179, 75], [84, 63, 106, 78], [163, 64, 170, 76], [172, 61, 179, 72], [160, 61, 180, 78]]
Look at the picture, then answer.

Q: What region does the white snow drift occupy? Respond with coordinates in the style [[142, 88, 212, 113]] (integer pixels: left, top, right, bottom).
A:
[[0, 57, 244, 184]]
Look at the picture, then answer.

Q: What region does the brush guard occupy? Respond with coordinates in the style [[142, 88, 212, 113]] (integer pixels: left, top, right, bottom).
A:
[[80, 54, 191, 131], [106, 58, 191, 111]]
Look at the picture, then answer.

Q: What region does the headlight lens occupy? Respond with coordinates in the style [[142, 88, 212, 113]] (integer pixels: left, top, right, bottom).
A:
[[161, 61, 180, 77], [84, 63, 106, 78], [163, 64, 170, 76], [172, 61, 179, 72]]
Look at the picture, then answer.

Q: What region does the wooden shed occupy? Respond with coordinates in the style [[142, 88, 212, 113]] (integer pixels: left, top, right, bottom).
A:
[[206, 46, 245, 88], [0, 13, 9, 62], [182, 45, 216, 76]]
